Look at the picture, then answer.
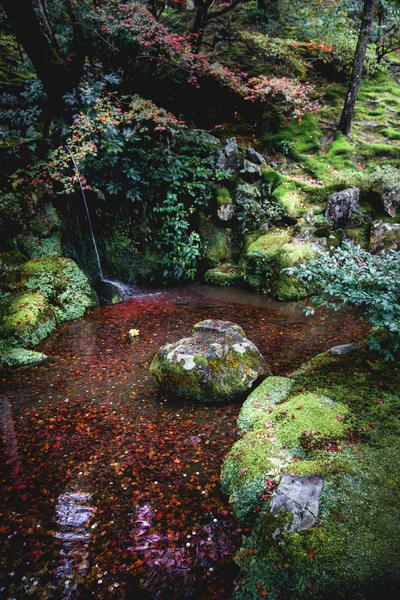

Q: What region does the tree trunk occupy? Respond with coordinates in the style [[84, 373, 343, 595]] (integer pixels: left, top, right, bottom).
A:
[[338, 0, 376, 135], [1, 0, 81, 104]]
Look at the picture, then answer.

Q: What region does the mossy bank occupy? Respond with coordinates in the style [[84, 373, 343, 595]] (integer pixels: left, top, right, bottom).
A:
[[221, 343, 400, 599]]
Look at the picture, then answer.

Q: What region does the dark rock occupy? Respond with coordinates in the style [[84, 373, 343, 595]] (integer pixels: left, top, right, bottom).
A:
[[216, 138, 243, 173], [271, 474, 323, 533], [325, 187, 360, 229], [246, 146, 266, 165], [240, 159, 262, 182], [150, 319, 268, 402]]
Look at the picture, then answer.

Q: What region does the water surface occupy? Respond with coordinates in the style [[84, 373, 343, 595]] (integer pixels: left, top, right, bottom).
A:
[[0, 285, 369, 599]]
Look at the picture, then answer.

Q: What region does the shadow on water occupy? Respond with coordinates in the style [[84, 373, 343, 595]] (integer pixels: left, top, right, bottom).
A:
[[0, 284, 369, 599]]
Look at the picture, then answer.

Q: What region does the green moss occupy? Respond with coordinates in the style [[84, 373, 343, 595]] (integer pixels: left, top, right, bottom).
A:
[[381, 127, 400, 141], [1, 348, 47, 368], [20, 257, 98, 322], [221, 428, 292, 522], [240, 229, 292, 292], [199, 215, 236, 266], [204, 263, 242, 286], [271, 182, 306, 217], [2, 292, 56, 347], [238, 376, 292, 433], [224, 342, 400, 599], [216, 187, 232, 205], [344, 227, 369, 247], [271, 273, 309, 301]]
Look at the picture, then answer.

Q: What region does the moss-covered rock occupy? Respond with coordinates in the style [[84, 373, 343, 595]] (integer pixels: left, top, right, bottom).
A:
[[237, 376, 292, 433], [240, 229, 292, 292], [20, 256, 98, 322], [223, 344, 400, 599], [221, 390, 348, 522], [150, 319, 268, 403], [2, 292, 56, 347], [204, 263, 242, 286], [1, 348, 48, 368], [199, 215, 237, 266]]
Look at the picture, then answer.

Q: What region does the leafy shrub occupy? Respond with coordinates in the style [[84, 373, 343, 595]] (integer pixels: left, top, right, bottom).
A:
[[285, 242, 400, 359]]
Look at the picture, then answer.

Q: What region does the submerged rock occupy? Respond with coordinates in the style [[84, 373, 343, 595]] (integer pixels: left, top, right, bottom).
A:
[[329, 343, 358, 356], [325, 187, 360, 229], [150, 319, 267, 402]]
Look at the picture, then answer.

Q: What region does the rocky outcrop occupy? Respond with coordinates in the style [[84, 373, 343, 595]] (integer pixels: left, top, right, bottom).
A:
[[150, 320, 267, 402], [369, 220, 400, 252], [382, 189, 400, 218], [325, 187, 360, 229], [216, 138, 243, 173]]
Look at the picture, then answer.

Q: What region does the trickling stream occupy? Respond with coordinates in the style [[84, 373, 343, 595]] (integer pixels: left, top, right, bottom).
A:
[[0, 285, 369, 599]]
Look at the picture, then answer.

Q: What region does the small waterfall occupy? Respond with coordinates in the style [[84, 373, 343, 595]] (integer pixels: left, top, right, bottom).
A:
[[65, 146, 103, 280]]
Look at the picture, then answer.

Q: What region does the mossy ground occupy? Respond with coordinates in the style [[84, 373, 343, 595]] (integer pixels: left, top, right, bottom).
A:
[[222, 345, 400, 599]]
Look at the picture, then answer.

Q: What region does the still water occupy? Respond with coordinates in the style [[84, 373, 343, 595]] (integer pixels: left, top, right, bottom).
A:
[[0, 284, 368, 599]]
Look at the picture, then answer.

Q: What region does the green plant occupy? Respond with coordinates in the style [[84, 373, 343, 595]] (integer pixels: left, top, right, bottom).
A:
[[285, 242, 400, 359]]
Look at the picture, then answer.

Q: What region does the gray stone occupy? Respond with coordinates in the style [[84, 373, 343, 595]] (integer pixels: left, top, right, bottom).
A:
[[150, 319, 268, 402], [370, 220, 400, 253], [183, 129, 221, 146], [216, 138, 243, 173], [217, 203, 234, 221], [329, 344, 358, 356], [240, 159, 262, 182], [246, 146, 266, 165], [382, 189, 400, 218], [234, 182, 261, 206], [325, 187, 360, 230], [271, 474, 323, 533]]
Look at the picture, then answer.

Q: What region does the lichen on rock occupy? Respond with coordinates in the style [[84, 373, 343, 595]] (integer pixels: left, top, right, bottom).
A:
[[150, 319, 268, 402]]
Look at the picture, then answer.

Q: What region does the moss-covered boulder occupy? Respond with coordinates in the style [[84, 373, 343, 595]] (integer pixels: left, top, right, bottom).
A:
[[221, 390, 348, 522], [20, 256, 98, 322], [1, 348, 48, 368], [204, 263, 242, 286], [2, 292, 56, 346], [222, 346, 400, 599], [150, 319, 268, 403], [240, 231, 313, 299], [271, 241, 314, 301], [199, 215, 237, 266], [240, 229, 292, 292], [237, 376, 292, 432]]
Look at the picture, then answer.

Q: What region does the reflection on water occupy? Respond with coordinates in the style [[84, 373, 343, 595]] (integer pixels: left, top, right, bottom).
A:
[[55, 491, 95, 598], [0, 285, 369, 599]]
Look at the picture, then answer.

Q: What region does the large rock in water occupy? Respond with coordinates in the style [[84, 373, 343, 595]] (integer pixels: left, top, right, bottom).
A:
[[150, 320, 268, 402], [325, 187, 360, 229]]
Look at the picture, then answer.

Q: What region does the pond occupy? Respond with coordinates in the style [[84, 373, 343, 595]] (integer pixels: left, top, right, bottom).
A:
[[0, 284, 369, 600]]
